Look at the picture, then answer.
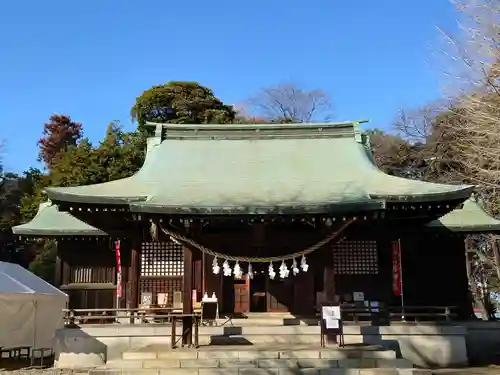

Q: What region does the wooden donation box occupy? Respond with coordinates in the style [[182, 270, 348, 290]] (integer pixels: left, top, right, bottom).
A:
[[320, 304, 344, 348], [201, 294, 219, 326]]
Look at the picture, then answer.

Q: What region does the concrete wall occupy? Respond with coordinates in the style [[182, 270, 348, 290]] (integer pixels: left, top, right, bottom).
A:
[[53, 324, 469, 369], [462, 321, 500, 365]]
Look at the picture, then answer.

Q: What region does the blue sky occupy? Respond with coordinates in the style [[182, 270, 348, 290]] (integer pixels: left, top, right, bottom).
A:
[[0, 0, 459, 173]]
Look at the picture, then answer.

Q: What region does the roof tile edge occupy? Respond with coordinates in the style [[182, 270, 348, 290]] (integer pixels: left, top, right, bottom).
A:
[[144, 120, 370, 141]]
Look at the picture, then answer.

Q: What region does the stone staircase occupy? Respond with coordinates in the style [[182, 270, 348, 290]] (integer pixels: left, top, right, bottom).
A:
[[90, 344, 426, 375]]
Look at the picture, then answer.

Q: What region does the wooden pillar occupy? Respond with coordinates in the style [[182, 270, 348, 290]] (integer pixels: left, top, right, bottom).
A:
[[201, 252, 206, 297], [182, 245, 193, 346], [129, 240, 141, 308], [294, 271, 314, 314], [118, 240, 130, 309], [54, 252, 62, 288], [193, 248, 202, 300], [58, 242, 70, 286], [324, 268, 335, 301], [322, 224, 336, 302]]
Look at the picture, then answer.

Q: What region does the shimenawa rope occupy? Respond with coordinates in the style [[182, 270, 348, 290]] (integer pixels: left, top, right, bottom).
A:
[[154, 219, 352, 263]]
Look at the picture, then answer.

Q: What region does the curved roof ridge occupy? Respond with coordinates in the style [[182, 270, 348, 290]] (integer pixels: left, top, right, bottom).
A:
[[145, 120, 368, 141]]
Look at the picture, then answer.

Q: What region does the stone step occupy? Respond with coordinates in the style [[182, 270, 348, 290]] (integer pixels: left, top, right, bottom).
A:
[[122, 348, 398, 361], [208, 334, 365, 346], [202, 325, 321, 335], [127, 334, 370, 347], [213, 318, 319, 326], [110, 357, 412, 368], [89, 369, 429, 375]]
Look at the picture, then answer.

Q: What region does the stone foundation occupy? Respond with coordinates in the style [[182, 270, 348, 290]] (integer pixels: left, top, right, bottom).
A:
[[53, 324, 469, 369]]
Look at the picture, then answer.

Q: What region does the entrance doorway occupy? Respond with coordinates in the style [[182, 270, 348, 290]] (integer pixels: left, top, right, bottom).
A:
[[250, 272, 267, 312], [223, 269, 295, 313], [233, 275, 250, 313]]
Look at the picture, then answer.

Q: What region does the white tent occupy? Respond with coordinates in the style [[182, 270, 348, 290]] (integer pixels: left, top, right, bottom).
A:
[[0, 261, 68, 350]]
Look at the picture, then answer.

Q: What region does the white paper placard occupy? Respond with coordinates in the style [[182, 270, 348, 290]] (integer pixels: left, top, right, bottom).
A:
[[353, 292, 364, 302], [157, 293, 168, 306], [321, 306, 341, 320], [141, 292, 152, 307], [324, 317, 339, 329]]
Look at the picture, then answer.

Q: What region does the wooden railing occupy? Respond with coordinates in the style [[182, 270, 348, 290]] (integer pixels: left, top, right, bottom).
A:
[[63, 305, 458, 328], [63, 308, 201, 349], [63, 307, 201, 325], [336, 305, 457, 323]]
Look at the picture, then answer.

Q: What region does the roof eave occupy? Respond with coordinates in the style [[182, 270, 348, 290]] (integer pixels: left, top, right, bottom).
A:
[[370, 187, 475, 203], [425, 223, 500, 233], [45, 188, 146, 205], [129, 200, 387, 215], [12, 229, 108, 237]]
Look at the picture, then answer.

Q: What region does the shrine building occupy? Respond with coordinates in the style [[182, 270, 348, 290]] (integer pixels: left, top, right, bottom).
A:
[[12, 121, 500, 319]]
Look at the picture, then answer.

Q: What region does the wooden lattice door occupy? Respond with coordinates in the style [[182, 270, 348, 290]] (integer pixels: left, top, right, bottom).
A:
[[234, 275, 250, 313]]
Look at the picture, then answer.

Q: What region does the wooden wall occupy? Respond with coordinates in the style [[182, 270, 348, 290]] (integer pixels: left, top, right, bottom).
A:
[[399, 233, 471, 319], [58, 239, 131, 309]]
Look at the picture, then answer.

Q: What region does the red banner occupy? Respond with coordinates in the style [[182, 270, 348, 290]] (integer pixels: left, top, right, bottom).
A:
[[115, 240, 122, 298], [391, 240, 402, 296]]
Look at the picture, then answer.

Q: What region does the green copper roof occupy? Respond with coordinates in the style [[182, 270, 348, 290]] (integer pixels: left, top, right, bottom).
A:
[[427, 198, 500, 232], [11, 201, 107, 236], [45, 121, 474, 214]]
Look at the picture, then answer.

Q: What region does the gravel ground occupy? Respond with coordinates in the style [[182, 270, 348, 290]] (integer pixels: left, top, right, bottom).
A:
[[0, 369, 88, 375], [1, 366, 499, 374]]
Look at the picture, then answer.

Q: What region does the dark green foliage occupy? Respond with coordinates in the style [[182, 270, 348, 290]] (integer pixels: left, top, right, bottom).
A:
[[130, 81, 236, 132], [49, 122, 145, 188], [28, 240, 56, 285], [0, 169, 43, 267]]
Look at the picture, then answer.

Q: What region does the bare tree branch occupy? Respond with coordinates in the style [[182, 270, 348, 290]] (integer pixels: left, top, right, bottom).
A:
[[246, 83, 334, 123]]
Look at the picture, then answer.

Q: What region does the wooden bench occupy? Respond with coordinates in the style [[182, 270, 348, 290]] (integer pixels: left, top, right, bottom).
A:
[[0, 346, 31, 360], [30, 348, 53, 367]]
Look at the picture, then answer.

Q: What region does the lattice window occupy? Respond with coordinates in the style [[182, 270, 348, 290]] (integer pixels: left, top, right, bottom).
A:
[[139, 277, 182, 306], [140, 242, 184, 277], [333, 240, 379, 275]]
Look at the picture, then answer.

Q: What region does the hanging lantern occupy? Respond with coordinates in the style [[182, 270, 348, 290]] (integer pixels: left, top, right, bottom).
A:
[[248, 263, 254, 279], [223, 259, 232, 277], [212, 257, 220, 275], [268, 262, 276, 280], [292, 257, 300, 276], [300, 255, 309, 272], [233, 261, 243, 279]]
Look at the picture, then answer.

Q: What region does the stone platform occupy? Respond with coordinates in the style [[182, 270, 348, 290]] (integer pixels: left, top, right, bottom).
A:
[[89, 344, 421, 375], [54, 321, 469, 369]]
